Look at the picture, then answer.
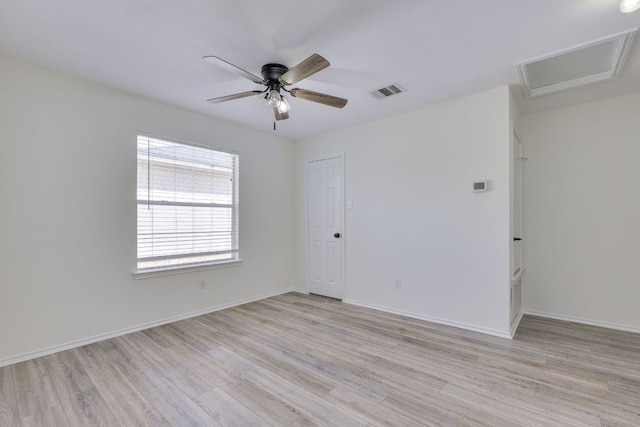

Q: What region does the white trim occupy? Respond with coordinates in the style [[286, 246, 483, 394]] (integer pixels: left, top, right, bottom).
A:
[[293, 288, 309, 295], [133, 259, 242, 279], [511, 267, 524, 283], [0, 287, 292, 368], [306, 154, 344, 163], [344, 299, 513, 339], [510, 310, 524, 338], [137, 130, 239, 156], [523, 309, 640, 335], [509, 270, 524, 337]]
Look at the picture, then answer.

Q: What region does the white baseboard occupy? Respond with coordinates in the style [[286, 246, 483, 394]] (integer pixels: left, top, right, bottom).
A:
[[292, 288, 308, 294], [343, 299, 512, 339], [0, 287, 293, 368], [523, 310, 640, 335]]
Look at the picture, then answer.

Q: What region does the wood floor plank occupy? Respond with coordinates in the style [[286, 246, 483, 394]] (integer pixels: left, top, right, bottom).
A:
[[143, 378, 220, 426], [200, 314, 338, 397], [140, 325, 181, 349], [44, 350, 119, 426], [607, 376, 640, 395], [246, 300, 403, 350], [156, 321, 220, 353], [441, 383, 600, 426], [223, 381, 302, 426], [136, 346, 216, 399], [3, 293, 640, 425], [288, 414, 325, 427], [207, 346, 368, 426], [80, 363, 169, 426], [12, 358, 66, 424], [20, 404, 69, 427], [381, 388, 518, 427], [476, 353, 610, 393], [236, 330, 392, 402], [599, 414, 640, 427], [233, 306, 446, 395], [100, 336, 167, 391], [167, 343, 303, 425], [194, 386, 271, 426], [0, 365, 20, 426], [113, 329, 166, 353], [224, 305, 428, 401], [325, 386, 424, 427]]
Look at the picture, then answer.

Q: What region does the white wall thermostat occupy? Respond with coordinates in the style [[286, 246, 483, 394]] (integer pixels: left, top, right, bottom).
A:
[[473, 180, 487, 192]]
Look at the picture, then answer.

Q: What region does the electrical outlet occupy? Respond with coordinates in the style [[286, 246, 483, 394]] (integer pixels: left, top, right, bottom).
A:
[[199, 280, 206, 290], [394, 279, 402, 289]]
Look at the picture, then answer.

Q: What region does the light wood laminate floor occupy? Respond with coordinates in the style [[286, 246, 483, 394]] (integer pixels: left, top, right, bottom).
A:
[[1, 292, 639, 426]]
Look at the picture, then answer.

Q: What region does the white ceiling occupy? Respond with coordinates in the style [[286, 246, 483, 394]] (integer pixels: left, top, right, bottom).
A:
[[0, 0, 638, 140]]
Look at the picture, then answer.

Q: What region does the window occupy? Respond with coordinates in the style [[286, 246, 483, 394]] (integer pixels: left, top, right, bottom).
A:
[[136, 134, 239, 272]]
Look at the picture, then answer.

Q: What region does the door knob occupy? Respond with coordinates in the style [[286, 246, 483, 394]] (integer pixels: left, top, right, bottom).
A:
[[334, 233, 341, 238]]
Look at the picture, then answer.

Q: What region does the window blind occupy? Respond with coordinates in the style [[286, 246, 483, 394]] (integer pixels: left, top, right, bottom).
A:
[[136, 134, 239, 271]]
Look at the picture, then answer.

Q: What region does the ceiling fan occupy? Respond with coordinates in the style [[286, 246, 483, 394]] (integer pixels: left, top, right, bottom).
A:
[[203, 53, 348, 123]]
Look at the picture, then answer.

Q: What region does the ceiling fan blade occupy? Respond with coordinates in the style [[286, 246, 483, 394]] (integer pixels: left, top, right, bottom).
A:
[[289, 88, 348, 108], [206, 91, 264, 103], [273, 106, 289, 121], [203, 56, 265, 84], [279, 53, 330, 85]]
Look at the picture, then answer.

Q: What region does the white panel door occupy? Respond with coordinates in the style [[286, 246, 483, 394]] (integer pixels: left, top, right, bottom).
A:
[[512, 130, 524, 277], [307, 156, 344, 299]]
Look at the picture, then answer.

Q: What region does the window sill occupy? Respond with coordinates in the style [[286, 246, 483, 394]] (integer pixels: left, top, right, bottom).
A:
[[133, 259, 242, 280]]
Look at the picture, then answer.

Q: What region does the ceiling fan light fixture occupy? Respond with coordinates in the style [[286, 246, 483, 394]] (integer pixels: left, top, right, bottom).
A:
[[267, 89, 282, 106], [277, 96, 291, 114], [620, 0, 640, 13]]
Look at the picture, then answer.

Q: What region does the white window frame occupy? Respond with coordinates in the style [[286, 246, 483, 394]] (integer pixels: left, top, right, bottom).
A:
[[134, 134, 240, 278]]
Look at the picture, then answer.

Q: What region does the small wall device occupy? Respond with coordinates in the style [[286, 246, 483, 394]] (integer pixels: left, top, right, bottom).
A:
[[473, 180, 487, 192]]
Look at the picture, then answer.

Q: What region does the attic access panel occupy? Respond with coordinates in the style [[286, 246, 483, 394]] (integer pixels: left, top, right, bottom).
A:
[[515, 29, 636, 97]]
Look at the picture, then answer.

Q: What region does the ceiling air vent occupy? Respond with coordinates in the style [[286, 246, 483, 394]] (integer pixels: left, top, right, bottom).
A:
[[515, 28, 636, 97], [372, 83, 406, 99]]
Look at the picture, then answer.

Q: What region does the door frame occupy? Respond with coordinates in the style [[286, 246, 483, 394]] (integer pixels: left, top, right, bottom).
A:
[[304, 153, 346, 299]]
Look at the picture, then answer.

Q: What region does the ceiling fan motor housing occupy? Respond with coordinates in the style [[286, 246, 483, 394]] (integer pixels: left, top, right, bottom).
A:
[[261, 63, 289, 84]]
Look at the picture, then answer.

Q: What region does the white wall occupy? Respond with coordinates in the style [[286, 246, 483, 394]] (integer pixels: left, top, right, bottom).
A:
[[521, 92, 640, 332], [294, 86, 513, 336], [0, 56, 295, 363]]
